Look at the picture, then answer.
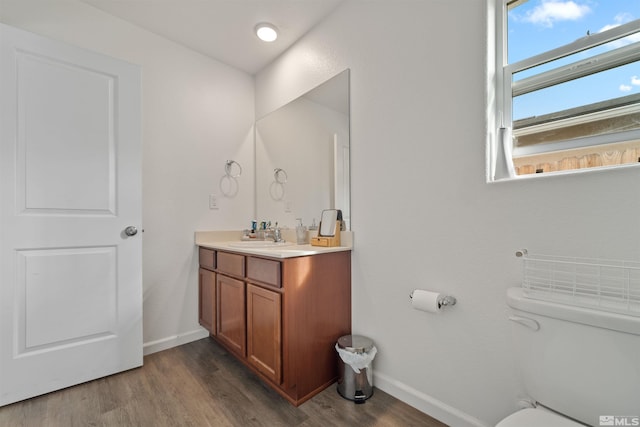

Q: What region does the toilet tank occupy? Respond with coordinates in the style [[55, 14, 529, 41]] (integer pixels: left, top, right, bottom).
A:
[[507, 287, 640, 426]]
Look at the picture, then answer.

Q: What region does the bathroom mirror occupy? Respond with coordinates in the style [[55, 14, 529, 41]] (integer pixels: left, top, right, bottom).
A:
[[319, 209, 339, 237], [255, 69, 350, 229]]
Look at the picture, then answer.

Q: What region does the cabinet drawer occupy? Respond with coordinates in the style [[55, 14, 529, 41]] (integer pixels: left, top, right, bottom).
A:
[[217, 251, 245, 277], [199, 247, 215, 271], [247, 257, 281, 288]]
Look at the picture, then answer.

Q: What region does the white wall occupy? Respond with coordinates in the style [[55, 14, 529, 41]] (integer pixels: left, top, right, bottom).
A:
[[0, 1, 255, 353], [255, 1, 640, 426]]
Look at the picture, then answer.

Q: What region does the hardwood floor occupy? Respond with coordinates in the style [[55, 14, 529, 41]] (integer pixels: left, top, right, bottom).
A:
[[0, 338, 448, 427]]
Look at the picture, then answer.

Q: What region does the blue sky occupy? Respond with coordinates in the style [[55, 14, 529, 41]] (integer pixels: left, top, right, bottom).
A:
[[508, 0, 640, 120]]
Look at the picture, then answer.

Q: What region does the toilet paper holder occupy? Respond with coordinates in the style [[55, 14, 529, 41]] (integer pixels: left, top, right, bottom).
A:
[[409, 291, 457, 308]]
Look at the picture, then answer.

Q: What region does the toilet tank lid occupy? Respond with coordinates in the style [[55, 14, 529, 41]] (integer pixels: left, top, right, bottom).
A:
[[496, 408, 583, 427], [507, 287, 640, 336]]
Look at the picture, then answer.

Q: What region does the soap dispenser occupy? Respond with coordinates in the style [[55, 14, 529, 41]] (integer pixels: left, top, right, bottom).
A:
[[296, 218, 308, 244]]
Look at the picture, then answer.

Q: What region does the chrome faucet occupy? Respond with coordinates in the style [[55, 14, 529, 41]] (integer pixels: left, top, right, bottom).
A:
[[264, 225, 283, 242]]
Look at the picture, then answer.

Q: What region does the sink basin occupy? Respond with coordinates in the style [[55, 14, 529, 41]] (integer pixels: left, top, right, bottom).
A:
[[227, 240, 294, 248]]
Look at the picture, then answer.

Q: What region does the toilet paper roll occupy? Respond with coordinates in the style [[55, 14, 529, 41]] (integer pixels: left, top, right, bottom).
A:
[[411, 290, 442, 314]]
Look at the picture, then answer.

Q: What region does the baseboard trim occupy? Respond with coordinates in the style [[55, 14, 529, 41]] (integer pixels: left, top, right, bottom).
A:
[[374, 371, 489, 427], [143, 328, 209, 356]]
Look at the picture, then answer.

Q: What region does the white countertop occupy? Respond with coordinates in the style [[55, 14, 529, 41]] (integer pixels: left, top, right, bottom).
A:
[[195, 230, 352, 259]]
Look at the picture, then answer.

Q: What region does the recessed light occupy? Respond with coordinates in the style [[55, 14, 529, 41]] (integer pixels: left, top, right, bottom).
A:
[[255, 23, 278, 42]]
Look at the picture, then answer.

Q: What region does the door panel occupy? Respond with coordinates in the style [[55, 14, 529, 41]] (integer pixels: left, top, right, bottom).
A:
[[18, 247, 117, 350], [216, 274, 246, 357], [199, 268, 216, 334], [0, 23, 142, 406], [17, 51, 116, 214], [247, 284, 282, 384]]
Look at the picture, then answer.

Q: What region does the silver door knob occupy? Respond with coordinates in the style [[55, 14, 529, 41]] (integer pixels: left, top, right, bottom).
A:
[[124, 226, 138, 236]]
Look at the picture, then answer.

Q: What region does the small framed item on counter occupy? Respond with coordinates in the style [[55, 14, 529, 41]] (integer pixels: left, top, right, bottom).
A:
[[311, 209, 342, 247]]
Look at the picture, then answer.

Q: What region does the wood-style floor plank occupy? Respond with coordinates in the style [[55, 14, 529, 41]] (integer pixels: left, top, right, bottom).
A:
[[0, 338, 448, 427]]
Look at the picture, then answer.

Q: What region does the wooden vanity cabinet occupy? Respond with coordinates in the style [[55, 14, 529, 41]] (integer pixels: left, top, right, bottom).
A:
[[198, 247, 351, 406]]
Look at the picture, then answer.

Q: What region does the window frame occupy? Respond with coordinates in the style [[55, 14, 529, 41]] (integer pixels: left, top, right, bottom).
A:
[[490, 0, 640, 181]]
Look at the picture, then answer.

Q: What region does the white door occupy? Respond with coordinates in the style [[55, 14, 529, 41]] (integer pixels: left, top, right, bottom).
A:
[[0, 24, 142, 406]]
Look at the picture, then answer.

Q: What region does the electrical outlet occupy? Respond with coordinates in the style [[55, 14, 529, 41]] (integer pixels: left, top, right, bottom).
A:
[[284, 199, 292, 213], [209, 194, 219, 210]]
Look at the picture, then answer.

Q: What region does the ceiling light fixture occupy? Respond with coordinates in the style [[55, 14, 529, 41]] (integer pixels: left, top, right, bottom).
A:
[[255, 23, 278, 42]]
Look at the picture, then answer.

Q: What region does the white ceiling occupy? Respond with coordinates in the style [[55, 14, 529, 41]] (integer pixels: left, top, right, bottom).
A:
[[81, 0, 344, 74]]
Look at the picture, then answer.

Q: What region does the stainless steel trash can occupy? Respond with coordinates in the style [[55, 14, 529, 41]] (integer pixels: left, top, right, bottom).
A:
[[336, 335, 375, 403]]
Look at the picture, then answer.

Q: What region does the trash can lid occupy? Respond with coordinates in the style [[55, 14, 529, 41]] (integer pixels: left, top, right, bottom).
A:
[[337, 335, 374, 354]]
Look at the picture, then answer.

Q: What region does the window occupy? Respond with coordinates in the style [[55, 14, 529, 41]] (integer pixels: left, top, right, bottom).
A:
[[490, 0, 640, 180]]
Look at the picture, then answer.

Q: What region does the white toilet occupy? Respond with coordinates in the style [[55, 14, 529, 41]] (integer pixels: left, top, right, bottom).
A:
[[497, 287, 640, 427]]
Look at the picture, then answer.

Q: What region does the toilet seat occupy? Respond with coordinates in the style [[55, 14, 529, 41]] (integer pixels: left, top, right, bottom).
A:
[[496, 408, 585, 427]]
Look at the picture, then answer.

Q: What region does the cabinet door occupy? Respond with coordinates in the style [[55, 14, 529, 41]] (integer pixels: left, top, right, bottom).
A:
[[216, 274, 246, 357], [198, 268, 215, 334], [247, 284, 282, 384]]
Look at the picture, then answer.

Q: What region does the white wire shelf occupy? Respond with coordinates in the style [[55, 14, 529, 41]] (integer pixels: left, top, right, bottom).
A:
[[519, 252, 640, 316]]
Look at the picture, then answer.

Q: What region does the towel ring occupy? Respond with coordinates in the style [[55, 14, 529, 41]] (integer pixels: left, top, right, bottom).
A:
[[274, 168, 288, 184], [225, 160, 242, 178]]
